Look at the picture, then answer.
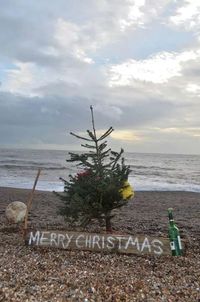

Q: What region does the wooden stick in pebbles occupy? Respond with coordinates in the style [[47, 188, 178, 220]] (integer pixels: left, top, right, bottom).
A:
[[23, 168, 41, 238]]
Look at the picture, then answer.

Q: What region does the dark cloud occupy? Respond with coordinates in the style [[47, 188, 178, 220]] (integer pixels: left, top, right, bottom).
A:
[[0, 89, 181, 148]]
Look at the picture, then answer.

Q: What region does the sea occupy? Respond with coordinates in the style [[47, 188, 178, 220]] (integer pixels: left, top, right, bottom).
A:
[[0, 148, 200, 192]]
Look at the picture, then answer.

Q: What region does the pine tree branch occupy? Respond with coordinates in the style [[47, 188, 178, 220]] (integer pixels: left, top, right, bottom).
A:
[[90, 105, 97, 140], [89, 105, 102, 171], [99, 148, 111, 158], [81, 143, 96, 149], [70, 132, 92, 142], [66, 152, 83, 162], [98, 127, 114, 141], [110, 148, 124, 169], [87, 130, 96, 141], [98, 142, 108, 151], [59, 177, 68, 183], [110, 150, 119, 156], [77, 161, 94, 168]]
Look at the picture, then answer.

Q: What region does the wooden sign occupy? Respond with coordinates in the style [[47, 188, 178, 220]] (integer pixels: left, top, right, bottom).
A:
[[26, 230, 176, 256]]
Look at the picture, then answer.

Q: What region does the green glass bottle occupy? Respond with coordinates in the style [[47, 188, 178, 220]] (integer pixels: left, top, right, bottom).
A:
[[168, 208, 183, 256]]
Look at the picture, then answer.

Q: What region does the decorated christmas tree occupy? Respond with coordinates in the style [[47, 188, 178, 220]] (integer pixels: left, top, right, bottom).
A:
[[58, 106, 134, 232]]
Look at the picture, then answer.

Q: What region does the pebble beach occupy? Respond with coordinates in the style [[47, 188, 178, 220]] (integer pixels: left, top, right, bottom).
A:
[[0, 187, 200, 301]]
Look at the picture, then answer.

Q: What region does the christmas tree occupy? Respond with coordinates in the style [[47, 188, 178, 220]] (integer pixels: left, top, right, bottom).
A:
[[58, 106, 134, 232]]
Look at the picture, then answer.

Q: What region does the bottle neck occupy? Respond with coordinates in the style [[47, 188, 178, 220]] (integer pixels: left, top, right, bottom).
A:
[[168, 211, 173, 220], [169, 219, 175, 227]]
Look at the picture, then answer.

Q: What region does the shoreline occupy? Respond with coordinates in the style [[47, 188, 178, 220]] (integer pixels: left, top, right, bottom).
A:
[[1, 185, 200, 194], [1, 186, 200, 237]]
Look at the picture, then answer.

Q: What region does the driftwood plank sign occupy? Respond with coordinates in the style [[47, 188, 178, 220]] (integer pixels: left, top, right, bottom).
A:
[[26, 230, 174, 256]]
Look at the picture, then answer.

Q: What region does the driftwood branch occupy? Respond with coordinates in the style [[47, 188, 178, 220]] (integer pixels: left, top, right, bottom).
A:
[[23, 169, 41, 237]]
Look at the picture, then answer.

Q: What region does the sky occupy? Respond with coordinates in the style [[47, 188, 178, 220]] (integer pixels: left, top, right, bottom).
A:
[[0, 0, 200, 154]]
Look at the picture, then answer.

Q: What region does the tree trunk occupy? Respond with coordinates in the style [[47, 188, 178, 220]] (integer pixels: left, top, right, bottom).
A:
[[105, 216, 112, 233]]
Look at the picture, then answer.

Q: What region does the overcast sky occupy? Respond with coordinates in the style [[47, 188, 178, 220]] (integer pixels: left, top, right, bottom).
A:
[[0, 0, 200, 154]]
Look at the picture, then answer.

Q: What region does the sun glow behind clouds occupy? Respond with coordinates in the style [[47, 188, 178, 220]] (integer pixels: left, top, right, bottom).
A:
[[111, 130, 142, 142], [78, 130, 142, 143], [152, 127, 200, 137]]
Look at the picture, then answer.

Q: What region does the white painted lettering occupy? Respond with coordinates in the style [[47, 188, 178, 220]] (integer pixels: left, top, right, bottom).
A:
[[151, 239, 164, 255], [50, 232, 58, 246], [28, 231, 168, 256], [58, 234, 66, 249], [65, 234, 74, 248], [102, 236, 105, 249], [86, 235, 92, 248], [92, 235, 101, 249], [107, 236, 115, 249], [141, 237, 151, 253], [40, 231, 50, 245], [125, 236, 140, 250], [76, 234, 85, 248], [29, 231, 40, 245], [115, 236, 126, 249]]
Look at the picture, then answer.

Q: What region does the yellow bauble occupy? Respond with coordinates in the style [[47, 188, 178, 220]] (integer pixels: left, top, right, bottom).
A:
[[120, 180, 134, 200]]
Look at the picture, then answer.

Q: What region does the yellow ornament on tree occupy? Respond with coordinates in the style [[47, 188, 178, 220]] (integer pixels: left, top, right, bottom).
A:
[[120, 180, 134, 200]]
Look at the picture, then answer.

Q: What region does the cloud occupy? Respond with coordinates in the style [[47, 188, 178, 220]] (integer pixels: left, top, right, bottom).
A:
[[0, 0, 200, 154], [0, 0, 172, 68], [186, 83, 200, 94], [169, 0, 200, 30], [107, 50, 200, 86]]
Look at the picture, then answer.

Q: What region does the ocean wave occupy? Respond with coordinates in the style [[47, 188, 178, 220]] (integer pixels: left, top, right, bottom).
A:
[[1, 149, 199, 193], [130, 164, 176, 171], [0, 159, 59, 166], [128, 177, 200, 193], [132, 171, 175, 177], [0, 164, 67, 170]]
